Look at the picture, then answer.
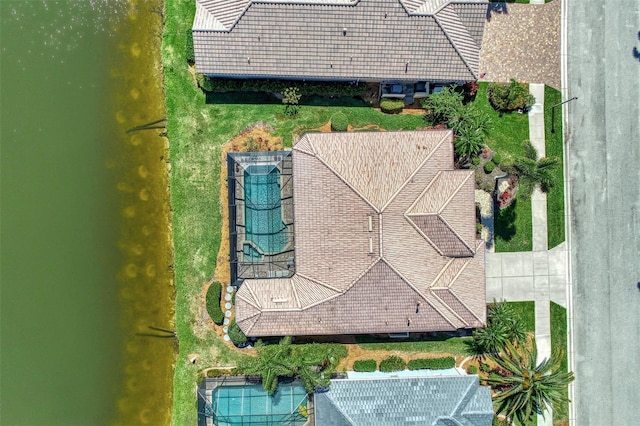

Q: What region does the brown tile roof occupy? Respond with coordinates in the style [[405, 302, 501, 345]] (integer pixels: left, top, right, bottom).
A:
[[235, 130, 486, 336], [193, 0, 488, 82]]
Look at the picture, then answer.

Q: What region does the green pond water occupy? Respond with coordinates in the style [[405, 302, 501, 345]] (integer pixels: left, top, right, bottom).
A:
[[1, 1, 174, 425]]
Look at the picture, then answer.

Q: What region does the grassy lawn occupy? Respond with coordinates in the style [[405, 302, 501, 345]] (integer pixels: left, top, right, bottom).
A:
[[550, 302, 569, 424], [505, 301, 536, 333], [544, 86, 566, 249], [355, 335, 472, 356], [474, 83, 533, 252]]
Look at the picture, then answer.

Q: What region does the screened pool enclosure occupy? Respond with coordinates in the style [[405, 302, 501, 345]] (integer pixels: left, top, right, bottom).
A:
[[227, 151, 295, 285]]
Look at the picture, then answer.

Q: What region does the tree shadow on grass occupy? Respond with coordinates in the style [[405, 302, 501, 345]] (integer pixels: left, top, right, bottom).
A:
[[494, 199, 517, 242]]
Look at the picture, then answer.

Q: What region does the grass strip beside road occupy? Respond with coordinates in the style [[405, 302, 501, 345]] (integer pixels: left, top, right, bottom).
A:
[[551, 302, 569, 424], [544, 86, 566, 249]]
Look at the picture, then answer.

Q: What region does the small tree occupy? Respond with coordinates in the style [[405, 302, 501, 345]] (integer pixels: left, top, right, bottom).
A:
[[487, 340, 574, 425], [471, 300, 527, 355], [487, 79, 536, 112], [502, 140, 559, 200], [282, 86, 302, 116], [422, 87, 489, 162]]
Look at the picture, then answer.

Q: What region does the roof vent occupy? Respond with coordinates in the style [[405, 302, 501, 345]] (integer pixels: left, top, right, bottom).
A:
[[343, 27, 347, 36], [405, 62, 409, 73], [247, 57, 251, 64]]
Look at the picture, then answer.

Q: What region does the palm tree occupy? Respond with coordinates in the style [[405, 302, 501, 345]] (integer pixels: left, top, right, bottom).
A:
[[487, 340, 574, 425], [238, 336, 295, 394], [505, 141, 559, 200], [471, 300, 527, 355]]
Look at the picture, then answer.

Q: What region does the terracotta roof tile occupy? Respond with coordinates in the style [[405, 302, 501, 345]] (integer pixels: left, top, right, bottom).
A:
[[234, 130, 486, 336], [193, 0, 487, 81]]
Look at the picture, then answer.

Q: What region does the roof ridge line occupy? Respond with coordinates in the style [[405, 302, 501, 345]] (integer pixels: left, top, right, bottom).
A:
[[309, 138, 381, 213], [293, 134, 317, 156], [437, 170, 473, 214], [451, 375, 478, 416], [404, 212, 446, 256], [433, 5, 479, 80], [445, 257, 471, 288], [429, 257, 456, 288], [449, 286, 485, 324], [382, 258, 459, 329], [238, 311, 261, 335], [343, 258, 383, 293], [244, 282, 262, 309], [405, 169, 444, 215], [380, 132, 449, 213], [437, 215, 475, 255], [296, 272, 343, 293], [290, 276, 303, 309], [431, 288, 469, 327]]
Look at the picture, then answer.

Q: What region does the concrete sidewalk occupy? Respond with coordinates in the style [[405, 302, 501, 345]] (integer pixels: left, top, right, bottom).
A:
[[484, 83, 567, 426]]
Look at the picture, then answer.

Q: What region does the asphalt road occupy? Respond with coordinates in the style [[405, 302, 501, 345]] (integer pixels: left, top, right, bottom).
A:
[[566, 0, 640, 424]]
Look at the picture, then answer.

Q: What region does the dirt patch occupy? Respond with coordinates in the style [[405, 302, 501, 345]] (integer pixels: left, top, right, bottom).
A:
[[348, 124, 386, 132], [337, 346, 465, 371], [213, 125, 283, 285]]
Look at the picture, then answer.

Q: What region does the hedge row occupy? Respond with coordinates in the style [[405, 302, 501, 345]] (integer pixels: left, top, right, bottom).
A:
[[407, 357, 456, 370], [196, 74, 367, 96], [380, 98, 404, 114], [205, 282, 224, 325], [353, 359, 377, 372], [379, 356, 406, 372]]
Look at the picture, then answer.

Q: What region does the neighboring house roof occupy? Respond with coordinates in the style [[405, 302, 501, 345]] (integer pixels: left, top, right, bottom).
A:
[[193, 0, 488, 81], [235, 130, 486, 336], [314, 375, 494, 426]]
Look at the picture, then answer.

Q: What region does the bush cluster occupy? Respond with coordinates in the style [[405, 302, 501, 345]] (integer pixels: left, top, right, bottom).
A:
[[491, 152, 503, 165], [185, 29, 195, 64], [205, 282, 224, 325], [379, 356, 406, 372], [487, 79, 536, 112], [467, 365, 479, 374], [407, 357, 456, 370], [331, 112, 349, 131], [484, 161, 495, 174], [206, 368, 238, 378], [228, 319, 248, 345], [195, 75, 367, 96], [353, 359, 377, 372], [380, 98, 404, 114]]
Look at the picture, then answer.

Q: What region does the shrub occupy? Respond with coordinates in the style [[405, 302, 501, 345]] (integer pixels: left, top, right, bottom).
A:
[[228, 319, 248, 345], [380, 98, 404, 114], [487, 79, 535, 112], [480, 362, 491, 373], [206, 368, 237, 378], [484, 161, 495, 174], [331, 112, 349, 131], [468, 365, 479, 375], [463, 81, 479, 99], [421, 86, 463, 125], [353, 359, 377, 372], [407, 357, 455, 370], [491, 152, 503, 165], [379, 356, 406, 372], [283, 86, 302, 116], [194, 77, 367, 96], [471, 156, 481, 166], [185, 29, 195, 64], [195, 73, 215, 92], [205, 282, 224, 325]]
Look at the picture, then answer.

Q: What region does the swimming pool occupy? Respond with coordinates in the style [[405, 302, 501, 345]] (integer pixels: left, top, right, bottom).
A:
[[244, 165, 289, 255], [212, 383, 308, 425]]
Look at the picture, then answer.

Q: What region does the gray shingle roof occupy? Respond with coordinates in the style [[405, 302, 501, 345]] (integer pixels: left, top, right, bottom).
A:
[[315, 375, 494, 426], [235, 131, 486, 337], [193, 0, 488, 81]]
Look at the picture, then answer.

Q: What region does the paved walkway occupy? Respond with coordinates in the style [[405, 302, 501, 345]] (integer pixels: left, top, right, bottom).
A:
[[485, 83, 568, 426], [479, 1, 561, 89]]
